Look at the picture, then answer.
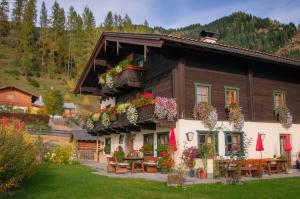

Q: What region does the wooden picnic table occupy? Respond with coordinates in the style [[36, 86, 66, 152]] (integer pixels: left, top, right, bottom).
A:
[[264, 159, 288, 175], [123, 157, 144, 173]]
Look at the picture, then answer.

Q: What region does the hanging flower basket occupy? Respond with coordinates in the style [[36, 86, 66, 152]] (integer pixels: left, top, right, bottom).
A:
[[275, 106, 293, 129], [193, 102, 218, 129], [228, 103, 244, 131]]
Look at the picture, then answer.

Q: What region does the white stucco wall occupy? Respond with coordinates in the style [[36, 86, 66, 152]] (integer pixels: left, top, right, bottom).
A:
[[98, 119, 300, 167], [100, 97, 116, 109]]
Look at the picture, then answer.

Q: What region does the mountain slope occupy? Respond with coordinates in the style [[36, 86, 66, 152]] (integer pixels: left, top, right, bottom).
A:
[[276, 30, 300, 59], [156, 12, 297, 53]]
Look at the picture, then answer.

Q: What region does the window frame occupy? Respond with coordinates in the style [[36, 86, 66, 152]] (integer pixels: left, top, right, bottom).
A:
[[194, 83, 212, 105], [197, 131, 219, 155], [224, 131, 244, 156], [273, 89, 286, 110], [224, 86, 240, 107], [157, 132, 169, 157], [143, 133, 154, 156]]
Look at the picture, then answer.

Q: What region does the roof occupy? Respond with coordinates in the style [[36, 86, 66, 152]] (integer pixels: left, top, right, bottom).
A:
[[64, 102, 76, 109], [0, 85, 39, 101], [71, 130, 98, 141], [75, 32, 300, 94], [32, 99, 44, 107]]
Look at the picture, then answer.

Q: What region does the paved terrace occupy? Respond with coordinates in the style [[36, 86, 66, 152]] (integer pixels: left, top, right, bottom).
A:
[[81, 161, 300, 185]]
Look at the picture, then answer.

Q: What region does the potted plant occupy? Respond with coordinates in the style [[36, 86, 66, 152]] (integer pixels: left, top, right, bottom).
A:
[[158, 149, 173, 174], [142, 144, 153, 155], [182, 147, 198, 177], [198, 168, 206, 179], [113, 146, 125, 163], [104, 145, 111, 154], [197, 143, 214, 179]]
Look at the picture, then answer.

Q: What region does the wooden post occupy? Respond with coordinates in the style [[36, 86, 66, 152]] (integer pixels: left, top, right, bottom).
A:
[[104, 39, 107, 52], [144, 45, 148, 62], [93, 59, 96, 71], [96, 134, 99, 162], [117, 41, 120, 55]]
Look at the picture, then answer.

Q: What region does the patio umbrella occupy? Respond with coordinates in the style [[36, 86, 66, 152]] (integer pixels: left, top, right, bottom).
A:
[[168, 128, 177, 152], [256, 132, 264, 159], [284, 135, 292, 152]]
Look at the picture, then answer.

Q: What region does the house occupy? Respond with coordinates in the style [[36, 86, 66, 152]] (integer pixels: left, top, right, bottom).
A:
[[71, 130, 101, 161], [63, 102, 76, 117], [74, 31, 300, 172], [0, 85, 42, 113]]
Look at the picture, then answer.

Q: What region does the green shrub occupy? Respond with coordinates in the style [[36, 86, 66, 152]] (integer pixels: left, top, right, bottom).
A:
[[45, 145, 77, 164], [27, 77, 40, 88], [0, 122, 40, 192]]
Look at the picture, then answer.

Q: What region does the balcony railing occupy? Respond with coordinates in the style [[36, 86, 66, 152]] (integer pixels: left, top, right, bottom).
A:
[[102, 65, 145, 96]]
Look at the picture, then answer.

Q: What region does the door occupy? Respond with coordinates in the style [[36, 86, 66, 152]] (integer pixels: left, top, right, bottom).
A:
[[280, 134, 291, 166]]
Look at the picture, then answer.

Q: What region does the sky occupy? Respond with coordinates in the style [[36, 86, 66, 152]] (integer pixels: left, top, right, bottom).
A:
[[26, 0, 300, 28]]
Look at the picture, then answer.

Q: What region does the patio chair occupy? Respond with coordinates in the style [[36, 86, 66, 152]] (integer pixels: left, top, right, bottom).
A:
[[115, 157, 129, 174], [142, 156, 158, 173], [106, 157, 116, 173]]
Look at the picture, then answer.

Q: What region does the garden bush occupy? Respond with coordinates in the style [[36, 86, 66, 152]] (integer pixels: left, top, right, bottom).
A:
[[45, 145, 77, 164], [0, 121, 40, 192]]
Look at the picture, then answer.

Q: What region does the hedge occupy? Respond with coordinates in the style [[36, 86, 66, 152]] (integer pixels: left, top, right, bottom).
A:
[[0, 113, 49, 124]]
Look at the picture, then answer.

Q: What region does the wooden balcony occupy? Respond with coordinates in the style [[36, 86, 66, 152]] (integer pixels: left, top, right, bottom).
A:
[[92, 104, 175, 134], [102, 65, 145, 97]]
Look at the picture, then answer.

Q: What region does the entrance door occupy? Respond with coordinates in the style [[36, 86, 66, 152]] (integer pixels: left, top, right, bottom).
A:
[[126, 134, 134, 153], [280, 134, 292, 166]]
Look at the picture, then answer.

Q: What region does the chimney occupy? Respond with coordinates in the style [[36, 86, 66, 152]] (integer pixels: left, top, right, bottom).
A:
[[199, 30, 218, 44]]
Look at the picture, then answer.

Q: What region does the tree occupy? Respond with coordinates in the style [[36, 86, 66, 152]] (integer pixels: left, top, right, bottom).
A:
[[82, 6, 96, 65], [0, 0, 9, 39], [11, 0, 26, 64], [38, 1, 49, 74], [103, 11, 113, 31], [44, 89, 64, 116], [21, 0, 38, 74], [123, 14, 132, 32]]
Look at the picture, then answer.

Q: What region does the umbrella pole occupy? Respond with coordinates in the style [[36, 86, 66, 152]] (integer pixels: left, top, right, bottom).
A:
[[260, 151, 263, 178]]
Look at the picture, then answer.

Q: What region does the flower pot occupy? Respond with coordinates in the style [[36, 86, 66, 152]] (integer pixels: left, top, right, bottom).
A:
[[199, 170, 206, 179]]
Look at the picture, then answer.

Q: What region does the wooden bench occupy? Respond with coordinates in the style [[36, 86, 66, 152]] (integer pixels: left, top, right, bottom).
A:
[[106, 157, 116, 173], [142, 157, 158, 173], [240, 159, 263, 177]]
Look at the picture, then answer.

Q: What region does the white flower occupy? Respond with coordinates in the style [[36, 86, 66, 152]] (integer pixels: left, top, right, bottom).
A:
[[127, 105, 138, 125], [106, 73, 114, 88]]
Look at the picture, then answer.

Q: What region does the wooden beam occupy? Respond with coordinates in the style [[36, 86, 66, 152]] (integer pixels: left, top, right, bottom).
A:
[[138, 122, 156, 130], [117, 41, 120, 55], [104, 39, 107, 52], [105, 36, 164, 48], [93, 59, 96, 71], [95, 59, 107, 66]]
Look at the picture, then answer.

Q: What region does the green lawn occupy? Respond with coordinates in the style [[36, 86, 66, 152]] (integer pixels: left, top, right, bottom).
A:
[[6, 163, 300, 199]]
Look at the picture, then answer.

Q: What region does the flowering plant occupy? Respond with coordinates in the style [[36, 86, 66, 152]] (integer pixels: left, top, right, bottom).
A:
[[116, 103, 130, 114], [86, 118, 94, 129], [98, 74, 106, 85], [106, 73, 114, 88], [131, 92, 155, 107], [193, 102, 218, 129], [275, 106, 293, 129], [126, 105, 138, 125], [228, 103, 244, 131], [101, 111, 111, 127], [113, 146, 125, 163], [182, 147, 198, 169], [91, 112, 101, 122], [154, 97, 177, 121], [158, 148, 173, 171]]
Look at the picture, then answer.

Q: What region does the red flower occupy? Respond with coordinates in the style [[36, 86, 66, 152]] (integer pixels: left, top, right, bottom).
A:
[[15, 121, 25, 129]]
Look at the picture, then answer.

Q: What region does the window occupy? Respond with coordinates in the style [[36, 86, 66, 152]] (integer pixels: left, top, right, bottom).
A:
[[195, 83, 211, 104], [157, 132, 169, 156], [197, 131, 219, 154], [105, 138, 111, 155], [273, 90, 286, 109], [143, 133, 154, 156], [134, 55, 144, 67], [224, 86, 240, 106], [224, 132, 243, 156]]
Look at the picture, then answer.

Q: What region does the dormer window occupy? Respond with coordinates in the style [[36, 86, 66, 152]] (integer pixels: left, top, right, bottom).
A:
[[273, 90, 286, 109]]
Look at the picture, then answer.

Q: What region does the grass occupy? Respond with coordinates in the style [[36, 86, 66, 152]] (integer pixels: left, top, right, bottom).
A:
[[5, 163, 300, 199]]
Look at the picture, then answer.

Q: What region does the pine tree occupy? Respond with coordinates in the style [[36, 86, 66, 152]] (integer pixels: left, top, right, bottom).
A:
[[0, 0, 9, 39], [82, 6, 96, 66], [21, 0, 37, 74], [49, 1, 66, 75], [11, 0, 26, 64], [103, 11, 113, 31], [38, 1, 49, 74], [74, 13, 84, 78], [67, 6, 77, 77], [123, 14, 132, 32]]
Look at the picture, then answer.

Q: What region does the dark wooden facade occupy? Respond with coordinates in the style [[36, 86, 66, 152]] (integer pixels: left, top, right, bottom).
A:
[[75, 32, 300, 128]]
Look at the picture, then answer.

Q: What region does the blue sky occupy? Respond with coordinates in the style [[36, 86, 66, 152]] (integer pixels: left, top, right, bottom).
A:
[[32, 0, 300, 28]]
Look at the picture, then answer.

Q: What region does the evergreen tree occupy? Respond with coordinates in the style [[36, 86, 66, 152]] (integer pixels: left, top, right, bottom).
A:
[[38, 1, 49, 74], [21, 0, 37, 74], [103, 11, 113, 31], [49, 1, 66, 75], [11, 0, 26, 64], [67, 6, 77, 77], [123, 14, 132, 32], [0, 0, 9, 39]]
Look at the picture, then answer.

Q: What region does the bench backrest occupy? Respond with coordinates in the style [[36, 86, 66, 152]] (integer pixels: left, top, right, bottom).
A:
[[144, 156, 157, 162]]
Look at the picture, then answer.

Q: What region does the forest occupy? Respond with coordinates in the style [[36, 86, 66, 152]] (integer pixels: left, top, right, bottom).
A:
[[0, 0, 299, 83]]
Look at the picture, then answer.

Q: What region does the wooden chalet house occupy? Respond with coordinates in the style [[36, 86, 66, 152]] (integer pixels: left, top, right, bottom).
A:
[[75, 31, 300, 171]]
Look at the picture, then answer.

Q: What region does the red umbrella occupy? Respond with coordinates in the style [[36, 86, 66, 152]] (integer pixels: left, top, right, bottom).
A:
[[168, 128, 177, 152], [256, 132, 264, 151], [284, 135, 292, 152]]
